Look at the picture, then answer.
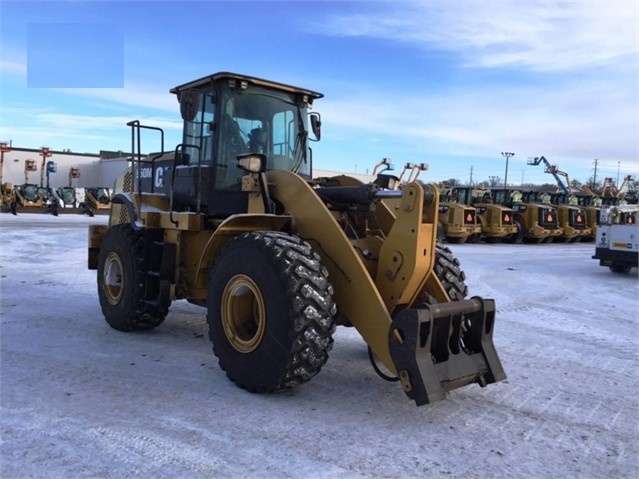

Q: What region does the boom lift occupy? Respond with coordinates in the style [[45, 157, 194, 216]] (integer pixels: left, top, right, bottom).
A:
[[526, 156, 570, 194], [88, 72, 506, 406], [527, 157, 590, 242]]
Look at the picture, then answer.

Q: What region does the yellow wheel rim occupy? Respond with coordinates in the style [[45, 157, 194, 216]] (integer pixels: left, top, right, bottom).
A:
[[221, 274, 266, 353], [103, 252, 124, 305]]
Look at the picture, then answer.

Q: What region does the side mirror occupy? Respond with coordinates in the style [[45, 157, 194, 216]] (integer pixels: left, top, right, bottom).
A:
[[179, 90, 201, 122], [309, 112, 321, 141]]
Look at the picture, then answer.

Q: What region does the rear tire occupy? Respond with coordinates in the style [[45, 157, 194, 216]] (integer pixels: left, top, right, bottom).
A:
[[610, 264, 632, 274], [207, 231, 337, 393], [97, 224, 169, 331]]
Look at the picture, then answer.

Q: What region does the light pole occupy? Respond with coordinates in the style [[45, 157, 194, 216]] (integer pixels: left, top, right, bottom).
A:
[[617, 161, 620, 186], [501, 152, 514, 188], [0, 140, 12, 190], [39, 146, 53, 187]]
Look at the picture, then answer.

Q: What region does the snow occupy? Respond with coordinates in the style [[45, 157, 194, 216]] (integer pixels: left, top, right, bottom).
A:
[[1, 213, 638, 479]]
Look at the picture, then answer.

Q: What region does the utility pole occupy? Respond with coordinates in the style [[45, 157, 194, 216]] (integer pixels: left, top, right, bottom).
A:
[[592, 158, 598, 189], [501, 152, 514, 187], [617, 161, 620, 186], [469, 165, 474, 186]]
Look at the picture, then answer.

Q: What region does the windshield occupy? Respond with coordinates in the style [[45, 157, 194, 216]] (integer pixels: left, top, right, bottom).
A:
[[216, 84, 311, 189]]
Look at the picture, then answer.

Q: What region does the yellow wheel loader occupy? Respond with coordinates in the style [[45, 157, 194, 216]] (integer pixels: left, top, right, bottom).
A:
[[437, 186, 482, 244], [88, 72, 505, 405], [84, 187, 112, 215]]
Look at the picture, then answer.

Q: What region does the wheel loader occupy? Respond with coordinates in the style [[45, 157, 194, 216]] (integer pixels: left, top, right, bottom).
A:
[[491, 187, 562, 243], [450, 187, 517, 243], [437, 185, 482, 244], [88, 72, 506, 405]]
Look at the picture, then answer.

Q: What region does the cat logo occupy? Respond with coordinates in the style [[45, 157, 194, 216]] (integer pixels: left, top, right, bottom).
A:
[[466, 213, 473, 222], [577, 214, 583, 223], [155, 167, 164, 188], [138, 167, 164, 188], [504, 214, 510, 222], [547, 214, 553, 222]]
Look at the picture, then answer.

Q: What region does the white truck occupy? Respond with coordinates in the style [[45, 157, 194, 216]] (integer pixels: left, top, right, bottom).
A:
[[592, 205, 639, 274]]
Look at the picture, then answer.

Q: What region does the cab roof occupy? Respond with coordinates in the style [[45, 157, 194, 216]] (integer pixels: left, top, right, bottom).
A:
[[169, 72, 324, 100]]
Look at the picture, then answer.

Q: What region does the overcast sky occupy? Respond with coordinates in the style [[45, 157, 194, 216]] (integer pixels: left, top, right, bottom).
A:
[[1, 0, 637, 185]]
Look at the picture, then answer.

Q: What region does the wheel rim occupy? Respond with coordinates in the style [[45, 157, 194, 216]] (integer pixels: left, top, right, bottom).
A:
[[103, 251, 124, 305], [221, 274, 266, 353]]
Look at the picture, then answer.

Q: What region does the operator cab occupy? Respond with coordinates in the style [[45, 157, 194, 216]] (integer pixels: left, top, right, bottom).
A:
[[149, 72, 323, 217]]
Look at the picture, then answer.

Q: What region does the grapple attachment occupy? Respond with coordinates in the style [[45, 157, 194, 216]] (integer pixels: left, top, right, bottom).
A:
[[388, 297, 506, 405]]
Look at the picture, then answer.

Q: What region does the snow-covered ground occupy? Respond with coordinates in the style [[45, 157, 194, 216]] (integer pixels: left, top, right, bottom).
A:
[[1, 213, 637, 479]]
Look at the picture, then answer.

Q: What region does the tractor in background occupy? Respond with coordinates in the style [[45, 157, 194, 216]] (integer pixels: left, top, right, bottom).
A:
[[49, 167, 94, 216], [448, 186, 517, 243], [491, 187, 562, 243]]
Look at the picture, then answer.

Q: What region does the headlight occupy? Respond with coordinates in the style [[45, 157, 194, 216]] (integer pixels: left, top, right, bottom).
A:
[[236, 153, 266, 173]]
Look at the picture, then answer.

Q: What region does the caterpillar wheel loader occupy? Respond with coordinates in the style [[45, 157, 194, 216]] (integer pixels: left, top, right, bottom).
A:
[[547, 192, 590, 242], [437, 185, 481, 244], [87, 72, 506, 406], [577, 185, 604, 241], [450, 187, 517, 243], [491, 187, 562, 243]]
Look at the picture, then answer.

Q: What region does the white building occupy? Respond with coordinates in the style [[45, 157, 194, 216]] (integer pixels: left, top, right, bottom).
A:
[[0, 147, 129, 189]]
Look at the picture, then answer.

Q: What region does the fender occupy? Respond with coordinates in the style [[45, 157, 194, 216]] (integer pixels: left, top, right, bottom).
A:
[[192, 213, 292, 295]]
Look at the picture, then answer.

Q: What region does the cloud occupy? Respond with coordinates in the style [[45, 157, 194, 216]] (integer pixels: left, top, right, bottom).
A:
[[1, 112, 182, 152], [321, 1, 638, 72], [48, 83, 178, 113], [33, 113, 182, 131], [317, 75, 637, 181], [0, 59, 27, 76]]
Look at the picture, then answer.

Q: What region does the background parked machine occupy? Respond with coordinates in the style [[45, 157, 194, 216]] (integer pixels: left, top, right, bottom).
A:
[[437, 185, 482, 244], [49, 167, 93, 216], [526, 157, 590, 242], [575, 185, 603, 241], [546, 192, 590, 242], [592, 204, 639, 274], [491, 187, 562, 243], [84, 187, 112, 215], [449, 187, 517, 243], [88, 72, 506, 406], [6, 159, 47, 215]]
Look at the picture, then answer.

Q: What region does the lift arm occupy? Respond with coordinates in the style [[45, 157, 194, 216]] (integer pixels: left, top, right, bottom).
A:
[[527, 156, 570, 194]]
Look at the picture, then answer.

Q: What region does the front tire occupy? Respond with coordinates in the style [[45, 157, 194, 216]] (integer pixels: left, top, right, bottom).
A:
[[434, 244, 468, 300], [97, 224, 169, 331], [207, 231, 337, 393]]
